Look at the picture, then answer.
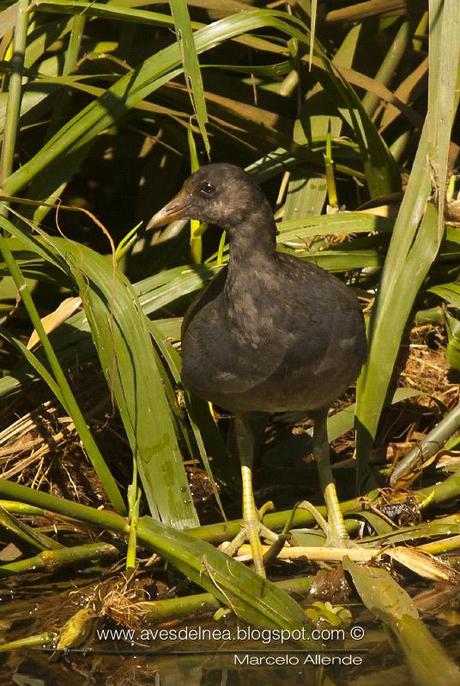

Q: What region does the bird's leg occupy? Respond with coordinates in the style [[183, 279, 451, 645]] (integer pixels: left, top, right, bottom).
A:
[[313, 409, 351, 547], [221, 414, 277, 577]]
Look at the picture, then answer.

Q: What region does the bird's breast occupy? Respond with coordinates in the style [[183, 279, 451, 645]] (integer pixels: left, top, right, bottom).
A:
[[180, 258, 367, 413]]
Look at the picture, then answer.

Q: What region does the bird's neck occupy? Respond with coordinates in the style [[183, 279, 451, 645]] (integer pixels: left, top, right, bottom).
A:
[[226, 208, 277, 269], [224, 210, 278, 335]]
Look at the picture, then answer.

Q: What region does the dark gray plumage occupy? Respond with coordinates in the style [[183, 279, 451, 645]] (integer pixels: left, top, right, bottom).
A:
[[149, 163, 367, 576], [179, 165, 367, 415]]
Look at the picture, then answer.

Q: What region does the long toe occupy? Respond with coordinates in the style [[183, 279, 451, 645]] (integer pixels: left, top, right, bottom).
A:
[[220, 520, 279, 577]]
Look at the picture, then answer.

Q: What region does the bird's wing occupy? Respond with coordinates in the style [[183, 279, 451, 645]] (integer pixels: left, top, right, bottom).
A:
[[181, 266, 228, 339]]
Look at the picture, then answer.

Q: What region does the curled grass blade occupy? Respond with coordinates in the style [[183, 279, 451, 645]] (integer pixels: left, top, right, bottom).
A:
[[0, 218, 126, 515], [52, 237, 199, 528], [0, 212, 198, 526], [3, 9, 311, 197]]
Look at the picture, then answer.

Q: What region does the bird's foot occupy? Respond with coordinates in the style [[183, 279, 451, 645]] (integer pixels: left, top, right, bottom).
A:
[[297, 500, 358, 549], [220, 501, 278, 577]]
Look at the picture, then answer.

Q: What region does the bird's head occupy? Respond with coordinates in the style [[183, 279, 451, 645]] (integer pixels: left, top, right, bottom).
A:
[[147, 163, 272, 233]]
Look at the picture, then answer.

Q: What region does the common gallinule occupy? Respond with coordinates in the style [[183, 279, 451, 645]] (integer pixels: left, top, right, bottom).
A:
[[149, 163, 367, 577]]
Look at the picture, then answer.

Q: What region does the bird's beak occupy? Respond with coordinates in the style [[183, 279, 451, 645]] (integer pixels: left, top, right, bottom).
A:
[[146, 188, 191, 230]]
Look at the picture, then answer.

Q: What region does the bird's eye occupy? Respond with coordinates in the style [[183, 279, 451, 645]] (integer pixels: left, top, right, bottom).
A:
[[199, 181, 216, 197]]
